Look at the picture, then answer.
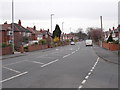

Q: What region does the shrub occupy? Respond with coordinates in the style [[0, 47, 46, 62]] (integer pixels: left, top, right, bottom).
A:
[[0, 43, 12, 48], [113, 40, 119, 44], [39, 39, 47, 45], [24, 46, 28, 52], [34, 42, 38, 45]]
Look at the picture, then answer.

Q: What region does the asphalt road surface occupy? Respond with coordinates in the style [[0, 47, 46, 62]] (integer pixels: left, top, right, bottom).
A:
[[1, 41, 118, 88]]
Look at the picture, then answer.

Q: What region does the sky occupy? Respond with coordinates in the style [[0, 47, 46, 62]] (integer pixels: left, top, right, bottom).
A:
[[0, 0, 119, 33]]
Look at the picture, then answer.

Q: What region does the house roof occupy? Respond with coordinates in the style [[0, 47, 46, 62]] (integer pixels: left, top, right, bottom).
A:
[[14, 23, 30, 32], [27, 27, 42, 35], [0, 23, 30, 33], [0, 24, 11, 31]]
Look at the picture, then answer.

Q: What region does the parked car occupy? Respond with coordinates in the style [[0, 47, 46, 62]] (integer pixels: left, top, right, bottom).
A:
[[85, 39, 93, 46], [71, 41, 75, 45]]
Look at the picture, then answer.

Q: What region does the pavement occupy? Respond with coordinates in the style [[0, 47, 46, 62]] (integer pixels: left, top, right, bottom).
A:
[[93, 45, 119, 65]]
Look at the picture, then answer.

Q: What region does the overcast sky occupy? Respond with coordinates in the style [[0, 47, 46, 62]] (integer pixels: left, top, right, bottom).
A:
[[0, 0, 119, 33]]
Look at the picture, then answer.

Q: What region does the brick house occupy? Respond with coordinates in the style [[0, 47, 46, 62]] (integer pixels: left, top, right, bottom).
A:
[[40, 29, 52, 47], [0, 20, 31, 51], [27, 26, 43, 41]]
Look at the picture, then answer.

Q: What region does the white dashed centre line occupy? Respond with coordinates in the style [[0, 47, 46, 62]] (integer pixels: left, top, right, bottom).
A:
[[78, 57, 99, 89], [63, 54, 71, 58]]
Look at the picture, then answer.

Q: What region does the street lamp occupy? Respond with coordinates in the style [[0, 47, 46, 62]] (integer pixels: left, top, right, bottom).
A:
[[12, 0, 14, 54], [62, 22, 64, 40], [51, 14, 54, 33], [62, 22, 64, 32]]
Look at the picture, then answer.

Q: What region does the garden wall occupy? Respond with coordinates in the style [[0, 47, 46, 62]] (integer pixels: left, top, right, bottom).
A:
[[0, 47, 13, 55], [27, 44, 48, 52], [102, 42, 120, 51]]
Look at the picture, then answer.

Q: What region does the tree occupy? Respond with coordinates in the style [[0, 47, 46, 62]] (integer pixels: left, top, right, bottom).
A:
[[52, 24, 62, 39], [107, 33, 113, 43], [75, 28, 87, 40], [86, 27, 102, 42]]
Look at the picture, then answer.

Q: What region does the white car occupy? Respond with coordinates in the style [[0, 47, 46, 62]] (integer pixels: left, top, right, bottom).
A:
[[71, 41, 75, 45], [85, 39, 93, 46]]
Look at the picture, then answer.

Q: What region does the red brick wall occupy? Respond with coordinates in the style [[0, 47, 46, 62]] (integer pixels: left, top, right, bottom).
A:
[[102, 42, 109, 50], [0, 46, 13, 55], [102, 42, 120, 51], [27, 44, 48, 52], [109, 43, 120, 51], [28, 44, 42, 52]]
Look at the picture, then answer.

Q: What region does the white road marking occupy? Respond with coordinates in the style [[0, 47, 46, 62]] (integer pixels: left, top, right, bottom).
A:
[[0, 72, 28, 83], [88, 72, 91, 75], [81, 80, 86, 84], [41, 59, 59, 67], [3, 60, 28, 67], [28, 61, 44, 64], [3, 67, 21, 73], [90, 69, 93, 72], [72, 51, 76, 54], [78, 57, 100, 89], [85, 76, 89, 79], [78, 85, 83, 89], [63, 54, 71, 58]]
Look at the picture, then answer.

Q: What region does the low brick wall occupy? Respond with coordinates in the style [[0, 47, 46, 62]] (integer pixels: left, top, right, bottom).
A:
[[27, 44, 48, 52], [102, 42, 120, 51], [0, 47, 13, 55], [28, 45, 42, 52], [109, 43, 120, 51], [102, 42, 109, 50]]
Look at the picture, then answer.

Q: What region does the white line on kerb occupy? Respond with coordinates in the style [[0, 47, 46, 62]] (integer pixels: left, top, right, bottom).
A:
[[41, 59, 59, 67], [0, 72, 28, 83], [2, 67, 21, 73]]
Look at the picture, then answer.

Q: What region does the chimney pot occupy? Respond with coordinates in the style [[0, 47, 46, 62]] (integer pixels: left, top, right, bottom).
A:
[[18, 19, 21, 26]]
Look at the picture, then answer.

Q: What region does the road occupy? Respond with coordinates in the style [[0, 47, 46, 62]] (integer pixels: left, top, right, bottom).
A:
[[1, 41, 118, 88]]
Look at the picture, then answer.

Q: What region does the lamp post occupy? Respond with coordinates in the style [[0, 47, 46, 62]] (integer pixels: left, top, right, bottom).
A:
[[12, 0, 14, 54], [62, 22, 64, 32], [51, 14, 54, 33], [62, 22, 64, 40], [100, 16, 103, 40]]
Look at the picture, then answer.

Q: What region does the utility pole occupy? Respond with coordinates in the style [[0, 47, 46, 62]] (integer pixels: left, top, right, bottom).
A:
[[51, 14, 54, 33], [12, 0, 14, 54]]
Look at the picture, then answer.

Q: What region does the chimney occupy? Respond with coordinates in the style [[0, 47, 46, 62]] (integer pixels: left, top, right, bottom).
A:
[[48, 29, 49, 32], [109, 28, 111, 31], [113, 27, 115, 30], [18, 19, 21, 26], [33, 26, 36, 30], [40, 29, 42, 32]]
